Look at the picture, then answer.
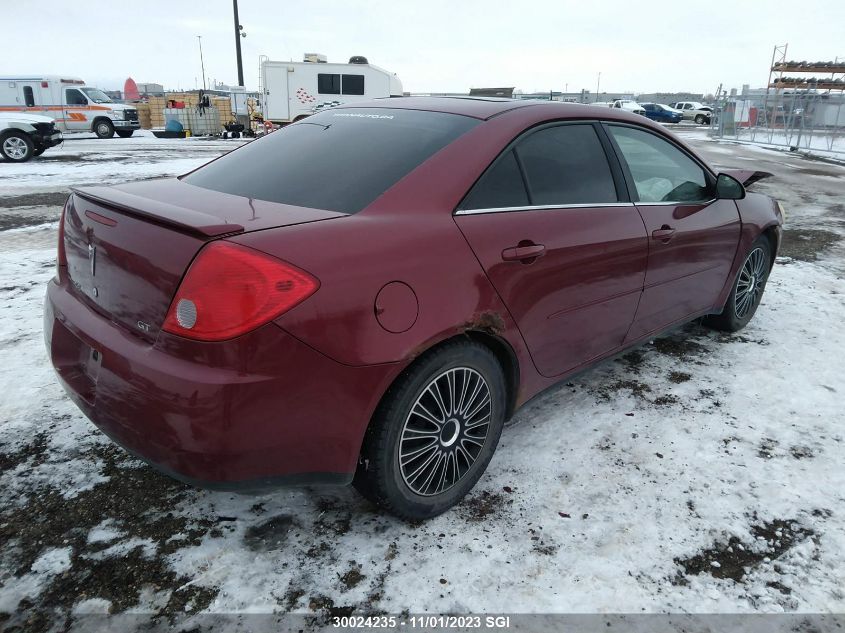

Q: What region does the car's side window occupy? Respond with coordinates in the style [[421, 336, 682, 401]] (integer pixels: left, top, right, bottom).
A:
[[461, 150, 529, 210], [608, 125, 711, 203], [515, 124, 619, 206], [66, 89, 87, 106]]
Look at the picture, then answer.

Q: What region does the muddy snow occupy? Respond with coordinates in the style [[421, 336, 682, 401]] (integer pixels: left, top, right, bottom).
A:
[[1, 130, 844, 630]]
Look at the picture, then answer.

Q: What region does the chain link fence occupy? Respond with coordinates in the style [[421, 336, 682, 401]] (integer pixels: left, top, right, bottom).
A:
[[709, 90, 845, 159]]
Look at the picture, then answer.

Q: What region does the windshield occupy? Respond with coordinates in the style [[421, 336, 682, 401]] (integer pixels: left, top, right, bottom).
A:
[[184, 108, 479, 214], [80, 87, 113, 104]]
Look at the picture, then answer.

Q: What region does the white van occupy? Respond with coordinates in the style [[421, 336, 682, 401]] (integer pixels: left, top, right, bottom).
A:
[[260, 54, 403, 123], [0, 76, 140, 138]]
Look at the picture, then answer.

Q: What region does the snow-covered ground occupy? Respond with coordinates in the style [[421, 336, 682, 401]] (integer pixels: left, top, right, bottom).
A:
[[709, 127, 844, 161], [1, 132, 844, 630]]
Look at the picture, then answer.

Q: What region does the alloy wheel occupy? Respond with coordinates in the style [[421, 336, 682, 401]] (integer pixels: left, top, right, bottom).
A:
[[398, 367, 492, 496], [3, 136, 29, 160], [735, 246, 767, 319]]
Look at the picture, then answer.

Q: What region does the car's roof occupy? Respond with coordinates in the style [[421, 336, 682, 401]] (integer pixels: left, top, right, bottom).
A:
[[333, 96, 650, 121]]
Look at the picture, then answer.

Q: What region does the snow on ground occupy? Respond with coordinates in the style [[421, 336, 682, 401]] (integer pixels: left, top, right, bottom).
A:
[[1, 132, 844, 630], [1, 130, 247, 194]]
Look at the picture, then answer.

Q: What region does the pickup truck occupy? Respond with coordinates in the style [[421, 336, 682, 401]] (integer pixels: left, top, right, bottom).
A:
[[669, 102, 713, 124], [609, 99, 647, 116]]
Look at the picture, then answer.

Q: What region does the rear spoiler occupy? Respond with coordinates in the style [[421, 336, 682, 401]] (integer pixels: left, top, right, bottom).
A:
[[70, 186, 245, 237], [721, 170, 773, 187]]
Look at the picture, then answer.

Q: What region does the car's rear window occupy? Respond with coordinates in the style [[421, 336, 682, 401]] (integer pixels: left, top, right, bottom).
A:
[[183, 108, 479, 214]]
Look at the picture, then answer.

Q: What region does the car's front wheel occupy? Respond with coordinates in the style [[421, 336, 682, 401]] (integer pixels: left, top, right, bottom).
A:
[[695, 114, 707, 124], [1, 131, 34, 162], [354, 340, 507, 521], [705, 236, 772, 332], [94, 119, 115, 139]]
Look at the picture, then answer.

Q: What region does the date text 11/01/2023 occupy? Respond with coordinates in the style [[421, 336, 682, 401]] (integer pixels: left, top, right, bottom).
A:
[[332, 615, 512, 629]]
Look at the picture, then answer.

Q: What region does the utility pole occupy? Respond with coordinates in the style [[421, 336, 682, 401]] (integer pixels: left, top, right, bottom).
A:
[[197, 36, 207, 91], [595, 72, 601, 102], [233, 0, 245, 87]]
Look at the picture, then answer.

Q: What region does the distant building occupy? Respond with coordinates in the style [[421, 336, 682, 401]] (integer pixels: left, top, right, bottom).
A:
[[469, 87, 515, 98], [137, 82, 165, 97], [513, 90, 562, 101], [635, 92, 705, 104]]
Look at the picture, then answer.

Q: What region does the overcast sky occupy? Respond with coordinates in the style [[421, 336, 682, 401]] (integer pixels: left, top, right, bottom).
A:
[[5, 0, 844, 95]]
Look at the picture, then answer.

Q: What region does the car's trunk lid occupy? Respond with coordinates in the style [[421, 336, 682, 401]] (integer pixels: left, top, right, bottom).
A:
[[64, 178, 345, 342]]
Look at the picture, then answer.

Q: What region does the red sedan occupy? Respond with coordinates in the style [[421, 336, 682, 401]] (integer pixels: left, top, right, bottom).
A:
[[44, 98, 783, 520]]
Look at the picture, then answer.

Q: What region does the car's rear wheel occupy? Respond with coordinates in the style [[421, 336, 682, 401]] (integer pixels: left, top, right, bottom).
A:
[[354, 340, 507, 521], [1, 132, 34, 162], [705, 237, 772, 332]]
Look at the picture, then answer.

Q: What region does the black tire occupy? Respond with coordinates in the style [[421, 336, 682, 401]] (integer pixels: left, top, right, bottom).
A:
[[0, 131, 35, 162], [694, 114, 706, 124], [705, 236, 772, 332], [115, 130, 134, 138], [93, 119, 115, 139], [353, 340, 507, 521], [33, 147, 47, 156]]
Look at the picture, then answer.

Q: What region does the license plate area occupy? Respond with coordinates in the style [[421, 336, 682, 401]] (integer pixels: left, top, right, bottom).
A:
[[50, 318, 100, 405], [81, 346, 102, 383]]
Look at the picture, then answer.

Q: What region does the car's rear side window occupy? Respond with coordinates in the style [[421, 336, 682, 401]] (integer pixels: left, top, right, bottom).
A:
[[461, 150, 529, 210], [517, 124, 619, 206], [184, 108, 479, 214]]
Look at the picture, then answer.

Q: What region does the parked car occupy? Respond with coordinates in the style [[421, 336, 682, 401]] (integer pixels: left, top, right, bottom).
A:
[[44, 98, 783, 520], [0, 112, 62, 162], [669, 102, 712, 124], [610, 99, 647, 115], [640, 103, 683, 123]]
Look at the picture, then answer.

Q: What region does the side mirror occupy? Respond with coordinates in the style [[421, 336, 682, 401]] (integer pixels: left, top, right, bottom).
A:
[[716, 173, 745, 200]]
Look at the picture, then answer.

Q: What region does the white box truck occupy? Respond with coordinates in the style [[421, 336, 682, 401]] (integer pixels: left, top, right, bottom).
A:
[[0, 76, 140, 138], [260, 55, 403, 123]]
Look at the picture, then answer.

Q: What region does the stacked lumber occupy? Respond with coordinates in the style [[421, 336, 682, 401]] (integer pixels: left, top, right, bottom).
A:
[[148, 96, 167, 128], [145, 93, 235, 130], [134, 103, 152, 129], [212, 97, 234, 124]]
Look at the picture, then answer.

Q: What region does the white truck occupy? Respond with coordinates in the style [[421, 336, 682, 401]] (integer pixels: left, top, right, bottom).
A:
[[0, 76, 140, 138], [260, 54, 403, 124]]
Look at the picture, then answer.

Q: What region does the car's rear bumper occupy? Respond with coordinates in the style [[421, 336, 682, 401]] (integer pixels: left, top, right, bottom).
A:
[[44, 277, 400, 490]]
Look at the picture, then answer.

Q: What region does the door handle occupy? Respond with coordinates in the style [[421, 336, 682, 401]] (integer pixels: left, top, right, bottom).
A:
[[502, 243, 545, 262], [651, 226, 676, 242]]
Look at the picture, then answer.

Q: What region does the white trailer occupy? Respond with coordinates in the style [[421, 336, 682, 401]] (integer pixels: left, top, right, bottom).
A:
[[260, 55, 403, 123], [0, 76, 140, 138]]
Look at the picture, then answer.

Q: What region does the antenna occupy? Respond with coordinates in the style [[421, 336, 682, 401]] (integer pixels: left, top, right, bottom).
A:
[[197, 35, 207, 91]]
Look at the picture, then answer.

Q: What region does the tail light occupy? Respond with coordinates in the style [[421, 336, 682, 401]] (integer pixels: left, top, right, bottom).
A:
[[162, 241, 319, 341], [56, 197, 69, 280]]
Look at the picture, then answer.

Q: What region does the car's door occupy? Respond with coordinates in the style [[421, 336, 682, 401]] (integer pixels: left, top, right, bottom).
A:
[[604, 124, 741, 342], [454, 122, 648, 378], [64, 88, 90, 131]]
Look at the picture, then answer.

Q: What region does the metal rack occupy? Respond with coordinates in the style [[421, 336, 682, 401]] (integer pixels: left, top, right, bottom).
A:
[[749, 45, 845, 152]]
